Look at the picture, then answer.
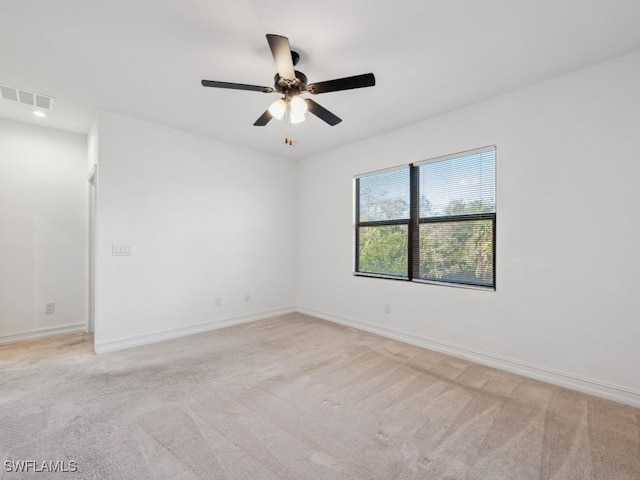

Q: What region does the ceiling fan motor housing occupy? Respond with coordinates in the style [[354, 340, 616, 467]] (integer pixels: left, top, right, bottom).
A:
[[274, 71, 308, 96]]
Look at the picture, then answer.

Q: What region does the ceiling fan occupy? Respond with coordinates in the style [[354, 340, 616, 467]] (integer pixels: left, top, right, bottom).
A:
[[201, 34, 375, 127]]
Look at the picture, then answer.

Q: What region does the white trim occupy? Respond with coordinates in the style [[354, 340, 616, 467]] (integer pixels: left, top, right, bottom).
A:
[[296, 306, 640, 408], [414, 144, 496, 167], [87, 164, 97, 185], [94, 306, 296, 354], [0, 323, 85, 346], [87, 164, 97, 334], [354, 164, 409, 179]]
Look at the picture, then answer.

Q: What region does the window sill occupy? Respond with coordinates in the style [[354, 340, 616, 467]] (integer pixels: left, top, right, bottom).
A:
[[411, 278, 495, 291], [353, 272, 409, 281], [353, 272, 495, 291]]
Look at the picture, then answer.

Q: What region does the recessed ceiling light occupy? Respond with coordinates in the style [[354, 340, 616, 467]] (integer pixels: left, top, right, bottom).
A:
[[33, 110, 46, 118]]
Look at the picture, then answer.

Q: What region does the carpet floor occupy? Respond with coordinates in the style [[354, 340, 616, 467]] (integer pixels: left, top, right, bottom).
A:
[[1, 313, 639, 479]]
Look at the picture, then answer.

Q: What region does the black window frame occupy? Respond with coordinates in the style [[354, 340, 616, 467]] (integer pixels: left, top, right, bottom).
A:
[[354, 166, 411, 280], [355, 146, 496, 290]]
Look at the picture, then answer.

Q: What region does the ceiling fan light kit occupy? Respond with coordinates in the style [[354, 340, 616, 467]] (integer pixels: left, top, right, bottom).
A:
[[268, 98, 287, 119], [201, 34, 375, 130]]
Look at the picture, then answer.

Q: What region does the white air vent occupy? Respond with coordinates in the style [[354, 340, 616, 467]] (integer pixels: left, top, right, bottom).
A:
[[0, 84, 54, 111], [0, 85, 18, 102], [35, 95, 51, 109], [18, 90, 34, 105]]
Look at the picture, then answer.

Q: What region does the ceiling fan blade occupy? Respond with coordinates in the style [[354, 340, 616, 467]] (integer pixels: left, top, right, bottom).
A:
[[307, 73, 375, 95], [305, 99, 342, 126], [253, 109, 273, 126], [266, 34, 296, 81], [201, 80, 273, 93]]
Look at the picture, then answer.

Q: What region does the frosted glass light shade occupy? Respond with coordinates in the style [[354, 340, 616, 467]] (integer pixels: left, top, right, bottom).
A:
[[290, 96, 308, 116], [268, 99, 287, 119]]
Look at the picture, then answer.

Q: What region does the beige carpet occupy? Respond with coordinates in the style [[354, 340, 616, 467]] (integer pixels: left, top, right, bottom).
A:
[[0, 313, 638, 479]]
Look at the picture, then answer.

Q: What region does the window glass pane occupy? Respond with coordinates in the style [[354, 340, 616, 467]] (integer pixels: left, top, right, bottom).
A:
[[358, 225, 408, 277], [419, 220, 493, 286], [358, 168, 410, 222], [419, 150, 495, 218]]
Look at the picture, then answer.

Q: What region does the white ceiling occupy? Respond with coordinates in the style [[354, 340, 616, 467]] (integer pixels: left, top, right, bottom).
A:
[[2, 0, 640, 160]]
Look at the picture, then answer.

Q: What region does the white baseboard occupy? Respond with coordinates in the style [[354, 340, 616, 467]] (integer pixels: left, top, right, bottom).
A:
[[296, 306, 640, 408], [94, 306, 296, 354], [0, 322, 86, 346]]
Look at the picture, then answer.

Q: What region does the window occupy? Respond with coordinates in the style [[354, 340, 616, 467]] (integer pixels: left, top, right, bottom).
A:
[[356, 167, 410, 278], [355, 146, 496, 289]]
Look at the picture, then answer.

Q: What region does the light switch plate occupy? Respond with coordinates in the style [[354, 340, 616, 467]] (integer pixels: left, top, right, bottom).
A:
[[112, 245, 131, 256]]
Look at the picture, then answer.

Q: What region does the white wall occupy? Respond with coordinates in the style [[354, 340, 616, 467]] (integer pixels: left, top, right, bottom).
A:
[[93, 111, 297, 352], [0, 118, 88, 342], [296, 51, 640, 406]]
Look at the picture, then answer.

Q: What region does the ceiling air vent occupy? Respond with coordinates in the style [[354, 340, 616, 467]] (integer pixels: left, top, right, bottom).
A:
[[1, 84, 54, 111]]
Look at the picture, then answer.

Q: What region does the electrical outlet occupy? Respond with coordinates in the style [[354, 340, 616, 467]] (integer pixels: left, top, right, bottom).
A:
[[384, 303, 391, 314], [45, 302, 55, 314], [214, 297, 222, 307]]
